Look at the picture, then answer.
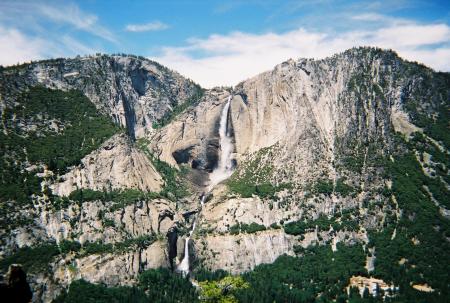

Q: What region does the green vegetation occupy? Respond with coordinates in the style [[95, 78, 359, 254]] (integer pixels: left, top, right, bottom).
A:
[[228, 180, 292, 199], [151, 153, 190, 199], [235, 244, 367, 302], [227, 147, 292, 199], [306, 178, 356, 198], [192, 268, 229, 282], [54, 268, 198, 303], [0, 242, 60, 273], [401, 66, 450, 149], [59, 240, 82, 254], [409, 132, 449, 208], [312, 180, 334, 195], [338, 140, 388, 175], [335, 179, 356, 196], [2, 48, 449, 303], [0, 86, 118, 204], [67, 235, 156, 256], [284, 213, 358, 235], [53, 279, 148, 303], [1, 235, 156, 275], [341, 153, 366, 173], [139, 268, 198, 302], [199, 276, 249, 303], [152, 85, 204, 129], [81, 241, 114, 255], [229, 222, 266, 235], [366, 145, 450, 301], [56, 269, 248, 303], [68, 188, 161, 210]]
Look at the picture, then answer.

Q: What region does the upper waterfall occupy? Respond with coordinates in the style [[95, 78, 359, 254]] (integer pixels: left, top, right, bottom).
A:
[[209, 95, 234, 188]]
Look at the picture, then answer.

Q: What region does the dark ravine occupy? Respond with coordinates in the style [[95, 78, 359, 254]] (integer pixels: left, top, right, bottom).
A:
[[166, 226, 178, 271]]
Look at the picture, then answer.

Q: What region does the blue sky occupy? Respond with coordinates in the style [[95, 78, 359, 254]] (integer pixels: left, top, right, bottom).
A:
[[0, 0, 449, 87]]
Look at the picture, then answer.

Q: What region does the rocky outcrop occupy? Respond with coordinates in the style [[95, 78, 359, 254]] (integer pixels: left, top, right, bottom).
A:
[[39, 198, 181, 245], [51, 133, 163, 196], [3, 197, 183, 302], [1, 54, 201, 139], [150, 89, 230, 168], [52, 241, 167, 286], [197, 230, 295, 273]]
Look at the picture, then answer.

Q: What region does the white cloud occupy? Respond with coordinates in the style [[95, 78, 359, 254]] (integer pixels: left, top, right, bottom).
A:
[[61, 35, 97, 55], [352, 13, 387, 21], [0, 26, 47, 66], [0, 1, 110, 65], [152, 19, 450, 88], [38, 3, 116, 42], [0, 26, 100, 66], [373, 24, 450, 47], [125, 21, 169, 32], [0, 1, 116, 42]]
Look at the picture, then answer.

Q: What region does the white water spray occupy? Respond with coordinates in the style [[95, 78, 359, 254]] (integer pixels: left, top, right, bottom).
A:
[[177, 221, 196, 275], [209, 95, 234, 188], [176, 95, 235, 276], [200, 194, 206, 207]]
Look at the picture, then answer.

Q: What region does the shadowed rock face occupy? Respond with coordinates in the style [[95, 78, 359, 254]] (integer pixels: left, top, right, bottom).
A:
[[0, 265, 33, 303], [172, 146, 195, 164], [166, 226, 178, 271]]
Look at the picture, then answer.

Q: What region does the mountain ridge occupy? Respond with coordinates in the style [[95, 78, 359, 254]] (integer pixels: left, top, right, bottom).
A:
[[0, 46, 449, 302]]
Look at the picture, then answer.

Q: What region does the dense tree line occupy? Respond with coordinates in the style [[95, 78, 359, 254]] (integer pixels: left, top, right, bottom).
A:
[[0, 86, 118, 204], [54, 268, 198, 303]]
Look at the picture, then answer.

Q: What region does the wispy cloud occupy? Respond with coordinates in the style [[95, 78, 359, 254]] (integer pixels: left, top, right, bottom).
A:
[[38, 3, 116, 42], [352, 13, 391, 21], [0, 1, 112, 65], [0, 26, 47, 65], [0, 25, 102, 66], [125, 21, 169, 32], [152, 16, 450, 88], [0, 1, 116, 42], [61, 35, 97, 55]]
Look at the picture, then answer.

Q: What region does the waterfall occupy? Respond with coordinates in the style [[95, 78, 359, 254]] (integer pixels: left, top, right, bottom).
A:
[[209, 95, 234, 188], [200, 194, 206, 207], [176, 95, 235, 276], [177, 221, 196, 275]]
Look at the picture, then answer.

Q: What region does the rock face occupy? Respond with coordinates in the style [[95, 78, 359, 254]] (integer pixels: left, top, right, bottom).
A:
[[0, 47, 449, 302], [51, 133, 163, 196], [3, 197, 182, 302], [150, 88, 230, 168], [1, 54, 201, 139], [147, 47, 448, 276], [198, 230, 295, 273], [38, 198, 181, 245], [150, 49, 398, 189]]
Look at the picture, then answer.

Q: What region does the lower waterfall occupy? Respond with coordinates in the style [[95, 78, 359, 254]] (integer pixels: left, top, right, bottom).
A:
[[177, 222, 196, 274], [176, 95, 235, 276]]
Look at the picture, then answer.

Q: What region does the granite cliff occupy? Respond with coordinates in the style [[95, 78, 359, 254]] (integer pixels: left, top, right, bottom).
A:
[[0, 48, 448, 302]]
